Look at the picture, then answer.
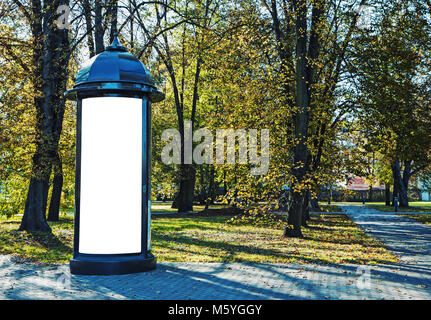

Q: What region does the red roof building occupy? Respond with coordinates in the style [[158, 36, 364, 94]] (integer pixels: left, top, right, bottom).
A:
[[346, 177, 385, 191]]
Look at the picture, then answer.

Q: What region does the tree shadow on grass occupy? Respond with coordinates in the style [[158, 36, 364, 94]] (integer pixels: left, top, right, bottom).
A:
[[0, 221, 22, 227], [153, 232, 396, 265], [22, 230, 71, 252], [154, 233, 314, 263], [303, 225, 333, 232], [14, 230, 72, 262], [302, 232, 386, 248], [152, 216, 229, 233], [309, 215, 355, 228]]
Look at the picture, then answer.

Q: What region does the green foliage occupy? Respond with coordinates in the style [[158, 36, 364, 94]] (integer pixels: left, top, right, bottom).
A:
[[0, 178, 27, 218], [351, 1, 431, 172], [0, 22, 34, 217]]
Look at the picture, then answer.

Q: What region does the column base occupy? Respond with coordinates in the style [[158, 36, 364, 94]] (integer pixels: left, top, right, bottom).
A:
[[70, 253, 156, 275]]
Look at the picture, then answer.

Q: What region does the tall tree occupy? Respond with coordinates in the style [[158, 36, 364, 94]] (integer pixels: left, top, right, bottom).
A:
[[5, 0, 72, 230], [262, 0, 366, 237], [352, 0, 431, 207], [135, 0, 218, 212]]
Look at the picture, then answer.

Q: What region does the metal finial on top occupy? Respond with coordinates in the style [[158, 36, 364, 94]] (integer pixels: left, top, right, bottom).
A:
[[106, 33, 127, 52]]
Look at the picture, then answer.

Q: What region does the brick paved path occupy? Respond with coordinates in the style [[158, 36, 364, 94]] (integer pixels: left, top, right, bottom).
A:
[[344, 204, 431, 265], [1, 205, 430, 300]]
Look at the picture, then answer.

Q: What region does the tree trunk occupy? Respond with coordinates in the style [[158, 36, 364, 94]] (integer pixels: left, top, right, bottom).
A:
[[368, 185, 373, 202], [310, 196, 320, 211], [171, 194, 178, 209], [47, 152, 63, 221], [46, 14, 69, 222], [302, 190, 310, 227], [19, 0, 70, 232], [129, 0, 134, 47], [223, 171, 227, 195], [205, 165, 215, 210], [399, 185, 409, 207], [176, 164, 196, 212], [95, 0, 105, 54], [400, 162, 411, 207], [385, 183, 391, 206], [392, 165, 399, 206], [108, 0, 119, 43], [199, 166, 206, 205], [209, 166, 215, 205], [202, 165, 209, 208], [20, 105, 53, 232], [392, 187, 397, 206], [19, 179, 51, 232], [285, 190, 304, 237], [82, 0, 95, 57], [391, 159, 410, 207], [284, 0, 310, 238]]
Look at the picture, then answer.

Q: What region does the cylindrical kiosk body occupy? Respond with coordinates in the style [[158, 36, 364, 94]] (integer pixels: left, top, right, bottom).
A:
[[66, 36, 164, 275]]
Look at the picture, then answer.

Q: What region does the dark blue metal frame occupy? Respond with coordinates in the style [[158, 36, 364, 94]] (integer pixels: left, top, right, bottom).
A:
[[68, 91, 157, 275]]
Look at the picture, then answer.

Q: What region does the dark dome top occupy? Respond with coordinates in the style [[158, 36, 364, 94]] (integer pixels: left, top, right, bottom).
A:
[[67, 35, 164, 102], [74, 38, 155, 88]]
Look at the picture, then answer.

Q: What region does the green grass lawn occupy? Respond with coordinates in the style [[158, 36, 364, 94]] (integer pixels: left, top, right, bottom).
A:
[[366, 202, 431, 212], [0, 213, 397, 265], [366, 201, 431, 206], [398, 214, 431, 225], [0, 215, 74, 264]]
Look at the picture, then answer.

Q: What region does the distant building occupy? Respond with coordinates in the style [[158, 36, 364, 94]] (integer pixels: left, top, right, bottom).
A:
[[340, 176, 386, 202], [345, 176, 385, 191]]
